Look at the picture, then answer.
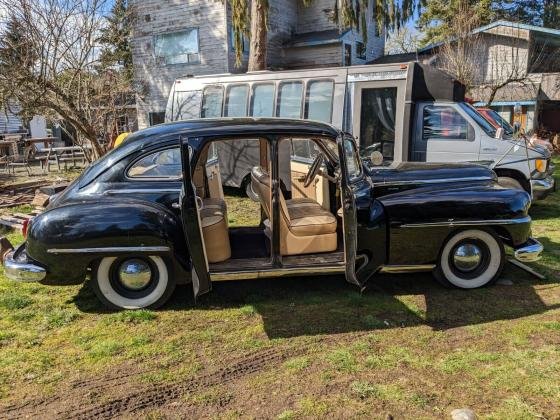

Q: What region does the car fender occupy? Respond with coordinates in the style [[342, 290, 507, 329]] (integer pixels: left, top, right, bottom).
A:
[[27, 198, 189, 285]]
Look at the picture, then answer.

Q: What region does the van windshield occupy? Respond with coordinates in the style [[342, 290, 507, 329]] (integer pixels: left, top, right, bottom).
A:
[[485, 109, 514, 136], [459, 102, 497, 138]]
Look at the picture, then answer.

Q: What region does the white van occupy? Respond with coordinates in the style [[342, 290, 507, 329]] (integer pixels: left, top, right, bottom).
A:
[[165, 62, 554, 199]]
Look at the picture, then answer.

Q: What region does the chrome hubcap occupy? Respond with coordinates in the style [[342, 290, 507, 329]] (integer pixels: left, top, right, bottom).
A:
[[118, 259, 152, 290], [453, 244, 482, 272]]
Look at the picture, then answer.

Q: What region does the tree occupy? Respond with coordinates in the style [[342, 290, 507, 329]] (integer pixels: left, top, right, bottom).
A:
[[0, 0, 136, 159], [99, 0, 134, 81], [228, 0, 420, 71], [385, 27, 420, 54], [493, 0, 560, 28]]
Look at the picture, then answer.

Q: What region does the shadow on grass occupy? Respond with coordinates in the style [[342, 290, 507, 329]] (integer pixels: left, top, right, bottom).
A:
[[71, 262, 559, 339]]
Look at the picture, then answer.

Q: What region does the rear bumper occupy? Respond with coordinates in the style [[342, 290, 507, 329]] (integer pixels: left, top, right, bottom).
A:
[[513, 237, 543, 263], [2, 242, 46, 283], [531, 175, 555, 201]]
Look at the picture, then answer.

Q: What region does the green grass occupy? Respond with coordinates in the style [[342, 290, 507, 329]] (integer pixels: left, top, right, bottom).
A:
[[0, 158, 558, 418]]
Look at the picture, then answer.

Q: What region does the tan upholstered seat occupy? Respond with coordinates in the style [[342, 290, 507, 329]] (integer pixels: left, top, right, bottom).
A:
[[200, 198, 231, 263], [251, 166, 337, 256]]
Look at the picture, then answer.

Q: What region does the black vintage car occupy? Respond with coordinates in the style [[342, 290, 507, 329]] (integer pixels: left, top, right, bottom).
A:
[[2, 119, 543, 309]]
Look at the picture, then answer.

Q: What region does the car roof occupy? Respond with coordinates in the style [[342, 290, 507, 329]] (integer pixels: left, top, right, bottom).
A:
[[123, 118, 342, 147]]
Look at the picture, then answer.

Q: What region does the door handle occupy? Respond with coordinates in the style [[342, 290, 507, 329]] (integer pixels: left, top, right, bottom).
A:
[[172, 202, 180, 209]]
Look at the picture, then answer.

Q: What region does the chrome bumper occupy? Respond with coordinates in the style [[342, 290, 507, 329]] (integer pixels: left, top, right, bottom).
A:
[[531, 175, 555, 200], [2, 243, 46, 283], [514, 238, 543, 263]]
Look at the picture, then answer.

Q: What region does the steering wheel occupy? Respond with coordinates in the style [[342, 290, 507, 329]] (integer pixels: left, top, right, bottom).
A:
[[303, 153, 324, 188]]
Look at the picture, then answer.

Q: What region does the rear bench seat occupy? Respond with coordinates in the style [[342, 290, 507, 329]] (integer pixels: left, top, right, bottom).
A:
[[200, 198, 231, 263]]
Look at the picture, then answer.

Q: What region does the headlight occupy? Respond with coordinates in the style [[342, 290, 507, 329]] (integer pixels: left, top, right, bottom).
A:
[[535, 159, 547, 173]]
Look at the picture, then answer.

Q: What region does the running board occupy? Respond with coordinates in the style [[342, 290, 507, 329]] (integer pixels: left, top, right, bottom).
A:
[[210, 265, 345, 281], [379, 264, 435, 274]]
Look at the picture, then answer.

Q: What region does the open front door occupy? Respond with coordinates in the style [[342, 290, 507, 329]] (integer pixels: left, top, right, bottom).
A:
[[338, 134, 369, 289], [180, 136, 211, 298]]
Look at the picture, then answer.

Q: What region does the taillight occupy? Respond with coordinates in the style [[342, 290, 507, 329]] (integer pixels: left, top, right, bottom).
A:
[[22, 218, 31, 238]]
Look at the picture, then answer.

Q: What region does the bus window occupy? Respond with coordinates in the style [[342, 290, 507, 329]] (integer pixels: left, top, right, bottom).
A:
[[224, 84, 249, 117], [359, 87, 397, 162], [250, 83, 275, 117], [173, 91, 202, 120], [277, 81, 303, 118], [305, 80, 334, 123], [201, 86, 224, 118]]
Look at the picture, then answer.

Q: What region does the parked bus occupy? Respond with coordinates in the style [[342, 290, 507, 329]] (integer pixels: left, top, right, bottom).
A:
[[165, 62, 554, 200]]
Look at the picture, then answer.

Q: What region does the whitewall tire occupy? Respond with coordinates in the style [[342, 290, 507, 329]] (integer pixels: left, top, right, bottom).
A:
[[91, 255, 175, 310], [434, 229, 505, 289]]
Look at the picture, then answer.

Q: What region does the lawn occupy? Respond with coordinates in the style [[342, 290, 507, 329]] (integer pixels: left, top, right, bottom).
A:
[[0, 161, 559, 419]]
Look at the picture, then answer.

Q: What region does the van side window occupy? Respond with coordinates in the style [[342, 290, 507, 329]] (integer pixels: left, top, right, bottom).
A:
[[174, 90, 202, 120], [305, 80, 334, 123], [277, 81, 303, 118], [423, 106, 471, 141], [128, 148, 182, 179], [250, 83, 275, 117], [201, 86, 224, 118], [224, 84, 249, 117]]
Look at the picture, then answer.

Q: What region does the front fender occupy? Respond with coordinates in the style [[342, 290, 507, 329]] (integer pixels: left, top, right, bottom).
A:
[[379, 182, 532, 265], [27, 199, 189, 285]]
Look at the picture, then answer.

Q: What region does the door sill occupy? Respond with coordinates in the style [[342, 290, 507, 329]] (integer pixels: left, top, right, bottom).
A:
[[210, 264, 344, 281]]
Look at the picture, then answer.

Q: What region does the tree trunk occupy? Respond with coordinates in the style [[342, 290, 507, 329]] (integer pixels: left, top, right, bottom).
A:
[[247, 0, 267, 72]]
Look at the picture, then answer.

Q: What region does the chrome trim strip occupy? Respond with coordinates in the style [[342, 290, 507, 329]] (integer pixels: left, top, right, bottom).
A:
[[210, 265, 344, 281], [379, 264, 435, 273], [514, 238, 543, 263], [400, 216, 531, 228], [372, 176, 493, 187], [103, 189, 181, 195], [3, 249, 46, 282], [47, 246, 171, 254]]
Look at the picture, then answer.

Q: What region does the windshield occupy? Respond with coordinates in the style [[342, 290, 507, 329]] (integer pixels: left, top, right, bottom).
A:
[[459, 102, 497, 138], [485, 109, 514, 136]]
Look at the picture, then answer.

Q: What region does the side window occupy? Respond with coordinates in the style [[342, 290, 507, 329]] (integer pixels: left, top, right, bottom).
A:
[[277, 81, 303, 118], [423, 106, 471, 141], [224, 84, 249, 117], [173, 90, 202, 120], [291, 139, 320, 162], [201, 86, 224, 118], [250, 83, 275, 117], [343, 137, 362, 180], [305, 80, 334, 123], [128, 148, 182, 179]]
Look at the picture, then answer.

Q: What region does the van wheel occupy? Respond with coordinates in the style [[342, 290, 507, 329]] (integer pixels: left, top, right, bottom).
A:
[[91, 256, 175, 310], [497, 176, 523, 191], [242, 175, 259, 202], [434, 229, 505, 289]]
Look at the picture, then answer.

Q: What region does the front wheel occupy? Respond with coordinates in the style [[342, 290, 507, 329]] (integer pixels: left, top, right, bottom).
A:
[[91, 255, 175, 310], [434, 229, 505, 289]]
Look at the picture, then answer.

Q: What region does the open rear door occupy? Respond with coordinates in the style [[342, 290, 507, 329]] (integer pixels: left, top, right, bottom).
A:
[[338, 134, 369, 289], [180, 136, 211, 298]]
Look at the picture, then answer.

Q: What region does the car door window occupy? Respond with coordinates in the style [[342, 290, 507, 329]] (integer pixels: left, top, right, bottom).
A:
[[343, 137, 362, 181], [423, 106, 472, 141], [128, 147, 182, 178]]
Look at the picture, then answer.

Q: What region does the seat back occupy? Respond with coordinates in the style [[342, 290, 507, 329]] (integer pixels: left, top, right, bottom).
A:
[[251, 166, 292, 231]]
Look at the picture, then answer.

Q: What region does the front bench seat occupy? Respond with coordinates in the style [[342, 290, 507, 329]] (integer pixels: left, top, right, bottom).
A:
[[251, 166, 337, 256], [200, 198, 231, 263]]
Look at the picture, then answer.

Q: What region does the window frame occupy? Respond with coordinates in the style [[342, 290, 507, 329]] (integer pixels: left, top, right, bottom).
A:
[[304, 79, 335, 123], [126, 146, 183, 181], [153, 28, 200, 65]]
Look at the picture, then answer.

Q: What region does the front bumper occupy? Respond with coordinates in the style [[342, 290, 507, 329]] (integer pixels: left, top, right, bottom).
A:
[[2, 242, 46, 283], [513, 237, 543, 263], [531, 175, 555, 200]]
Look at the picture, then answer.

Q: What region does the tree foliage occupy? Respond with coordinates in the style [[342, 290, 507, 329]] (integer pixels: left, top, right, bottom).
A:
[[99, 0, 134, 82]]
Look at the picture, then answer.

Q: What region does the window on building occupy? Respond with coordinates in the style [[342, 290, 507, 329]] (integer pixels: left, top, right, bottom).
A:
[[250, 83, 275, 117], [422, 106, 471, 141], [230, 28, 250, 53], [344, 44, 352, 66], [149, 112, 166, 126], [356, 42, 366, 60], [304, 80, 334, 123], [201, 86, 224, 118], [128, 147, 182, 178], [224, 84, 249, 117], [154, 29, 200, 65], [277, 81, 303, 118], [116, 115, 129, 134]]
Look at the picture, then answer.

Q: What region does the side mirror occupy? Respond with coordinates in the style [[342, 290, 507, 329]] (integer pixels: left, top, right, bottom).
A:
[[495, 128, 504, 139], [370, 151, 384, 166]]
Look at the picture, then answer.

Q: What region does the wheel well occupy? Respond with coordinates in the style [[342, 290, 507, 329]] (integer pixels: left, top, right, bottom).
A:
[[494, 168, 530, 193]]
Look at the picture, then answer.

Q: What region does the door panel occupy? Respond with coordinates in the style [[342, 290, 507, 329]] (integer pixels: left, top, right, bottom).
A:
[[290, 160, 329, 209], [180, 137, 211, 298], [206, 158, 224, 199]]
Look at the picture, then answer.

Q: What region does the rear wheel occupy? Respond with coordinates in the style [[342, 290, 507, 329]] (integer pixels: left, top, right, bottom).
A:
[[91, 255, 175, 310], [434, 229, 505, 289]]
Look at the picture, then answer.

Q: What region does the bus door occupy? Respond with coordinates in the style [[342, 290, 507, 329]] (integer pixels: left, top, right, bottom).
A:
[[351, 80, 406, 164]]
